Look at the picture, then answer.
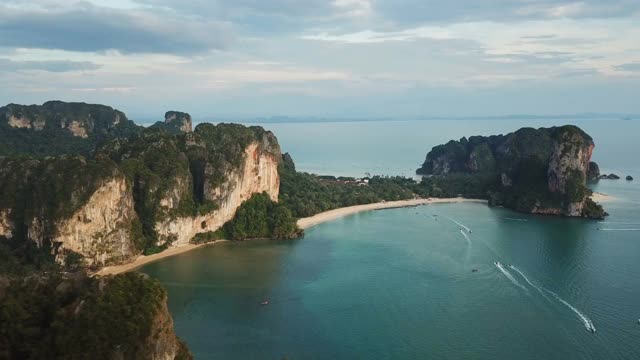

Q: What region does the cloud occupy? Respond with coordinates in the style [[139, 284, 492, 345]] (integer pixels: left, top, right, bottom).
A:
[[302, 27, 452, 43], [0, 3, 232, 54], [0, 58, 101, 72], [614, 63, 640, 72], [374, 0, 640, 26]]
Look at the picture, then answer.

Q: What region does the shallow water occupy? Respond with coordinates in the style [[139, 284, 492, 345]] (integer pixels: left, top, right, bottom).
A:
[[141, 119, 640, 359]]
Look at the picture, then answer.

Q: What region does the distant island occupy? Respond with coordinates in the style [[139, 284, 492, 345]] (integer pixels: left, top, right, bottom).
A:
[[416, 126, 606, 219], [0, 101, 609, 358]]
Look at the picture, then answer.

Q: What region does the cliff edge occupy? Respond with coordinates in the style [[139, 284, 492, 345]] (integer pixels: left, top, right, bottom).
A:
[[416, 125, 606, 219], [0, 102, 282, 267]]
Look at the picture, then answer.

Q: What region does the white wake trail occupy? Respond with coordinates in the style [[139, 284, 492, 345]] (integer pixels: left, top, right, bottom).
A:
[[444, 216, 471, 232], [494, 262, 528, 292], [459, 229, 472, 246], [597, 221, 640, 225], [597, 228, 640, 231], [544, 289, 596, 332], [509, 266, 549, 299]]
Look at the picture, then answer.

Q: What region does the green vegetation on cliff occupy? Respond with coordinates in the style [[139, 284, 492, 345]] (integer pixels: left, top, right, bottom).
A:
[[0, 101, 141, 157], [415, 125, 606, 219], [193, 192, 301, 242], [0, 270, 192, 360], [0, 155, 123, 243]]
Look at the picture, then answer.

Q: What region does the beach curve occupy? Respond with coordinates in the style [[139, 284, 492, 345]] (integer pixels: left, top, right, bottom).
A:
[[95, 197, 486, 276]]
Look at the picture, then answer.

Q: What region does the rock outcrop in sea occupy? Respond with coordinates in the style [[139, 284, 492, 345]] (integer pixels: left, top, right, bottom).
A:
[[416, 125, 606, 219]]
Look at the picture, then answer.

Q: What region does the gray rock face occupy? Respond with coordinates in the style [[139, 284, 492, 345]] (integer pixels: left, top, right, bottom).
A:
[[164, 111, 193, 133], [0, 101, 141, 157], [416, 125, 606, 218], [587, 161, 600, 180], [626, 175, 634, 181]]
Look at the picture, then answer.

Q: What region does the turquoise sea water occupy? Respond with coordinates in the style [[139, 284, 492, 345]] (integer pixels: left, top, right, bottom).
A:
[[141, 119, 640, 359]]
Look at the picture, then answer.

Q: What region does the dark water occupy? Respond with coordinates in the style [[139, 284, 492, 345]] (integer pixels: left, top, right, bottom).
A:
[[141, 120, 640, 359]]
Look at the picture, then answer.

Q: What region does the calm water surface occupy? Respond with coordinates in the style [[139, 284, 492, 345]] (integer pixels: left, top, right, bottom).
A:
[[142, 120, 640, 359]]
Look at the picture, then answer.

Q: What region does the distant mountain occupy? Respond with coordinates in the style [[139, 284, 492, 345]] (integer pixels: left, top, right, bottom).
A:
[[0, 101, 141, 157]]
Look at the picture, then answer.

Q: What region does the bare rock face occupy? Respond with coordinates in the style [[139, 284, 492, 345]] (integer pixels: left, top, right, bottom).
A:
[[0, 101, 141, 157], [416, 125, 606, 218], [587, 161, 600, 180], [1, 101, 127, 138], [0, 156, 140, 266], [52, 177, 138, 265], [164, 111, 192, 133], [546, 128, 595, 216], [1, 105, 283, 267], [0, 209, 12, 239], [155, 141, 280, 246], [142, 292, 189, 360]]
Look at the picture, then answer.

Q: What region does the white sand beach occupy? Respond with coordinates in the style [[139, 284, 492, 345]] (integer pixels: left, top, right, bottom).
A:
[[96, 193, 615, 276], [296, 197, 486, 230], [95, 197, 484, 276], [592, 192, 614, 203]]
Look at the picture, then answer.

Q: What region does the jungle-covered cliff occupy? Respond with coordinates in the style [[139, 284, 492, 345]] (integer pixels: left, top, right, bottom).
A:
[[0, 101, 294, 268], [416, 125, 606, 219], [0, 266, 192, 360], [0, 101, 141, 157]]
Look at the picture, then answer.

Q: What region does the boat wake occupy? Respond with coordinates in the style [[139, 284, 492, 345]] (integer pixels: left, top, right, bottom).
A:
[[444, 216, 472, 233], [508, 265, 596, 333], [494, 262, 528, 292], [509, 265, 550, 300], [597, 228, 640, 231], [544, 289, 596, 333], [597, 221, 640, 225], [459, 229, 472, 246]]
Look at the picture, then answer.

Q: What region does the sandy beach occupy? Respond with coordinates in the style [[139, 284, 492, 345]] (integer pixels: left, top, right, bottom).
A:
[[95, 197, 485, 276], [297, 198, 486, 230], [95, 240, 229, 276], [95, 193, 612, 276], [592, 192, 615, 203]]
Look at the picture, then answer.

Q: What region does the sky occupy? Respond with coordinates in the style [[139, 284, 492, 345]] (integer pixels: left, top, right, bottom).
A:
[[0, 0, 639, 120]]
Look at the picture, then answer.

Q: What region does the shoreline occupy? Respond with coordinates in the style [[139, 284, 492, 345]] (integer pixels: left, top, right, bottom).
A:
[[297, 197, 487, 230], [94, 240, 229, 276], [592, 192, 614, 203], [95, 197, 484, 276], [95, 193, 614, 276]]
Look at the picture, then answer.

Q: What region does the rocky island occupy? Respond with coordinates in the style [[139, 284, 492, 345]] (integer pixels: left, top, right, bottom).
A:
[[416, 126, 607, 219]]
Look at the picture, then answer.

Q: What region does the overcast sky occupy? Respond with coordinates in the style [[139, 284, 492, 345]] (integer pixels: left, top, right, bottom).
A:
[[1, 0, 639, 120]]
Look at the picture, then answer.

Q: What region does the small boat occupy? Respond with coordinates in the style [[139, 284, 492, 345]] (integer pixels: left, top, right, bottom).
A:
[[260, 300, 269, 306], [472, 269, 478, 272], [589, 327, 596, 333]]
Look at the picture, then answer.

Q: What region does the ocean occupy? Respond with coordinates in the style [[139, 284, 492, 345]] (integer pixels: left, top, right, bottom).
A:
[[141, 118, 640, 359]]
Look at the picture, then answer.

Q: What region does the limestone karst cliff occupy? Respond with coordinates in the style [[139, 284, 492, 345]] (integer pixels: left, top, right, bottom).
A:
[[416, 125, 606, 219], [148, 111, 193, 135], [0, 101, 141, 157], [0, 155, 139, 266], [0, 102, 283, 267]]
